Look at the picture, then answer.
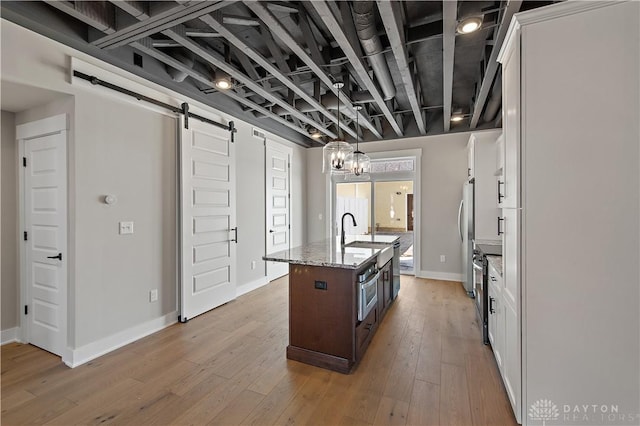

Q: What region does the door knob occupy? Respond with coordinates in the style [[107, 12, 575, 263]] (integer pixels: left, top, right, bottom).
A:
[[47, 253, 63, 261], [269, 229, 275, 233]]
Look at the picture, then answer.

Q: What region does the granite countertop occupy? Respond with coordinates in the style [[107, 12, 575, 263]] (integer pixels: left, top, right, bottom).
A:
[[263, 234, 399, 269], [486, 255, 503, 276]]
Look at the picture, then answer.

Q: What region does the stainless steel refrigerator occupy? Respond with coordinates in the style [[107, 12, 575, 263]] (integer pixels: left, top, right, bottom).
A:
[[458, 180, 474, 295]]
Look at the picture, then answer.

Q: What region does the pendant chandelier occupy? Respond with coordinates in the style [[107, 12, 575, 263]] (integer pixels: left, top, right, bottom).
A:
[[344, 104, 371, 180], [322, 82, 354, 174]]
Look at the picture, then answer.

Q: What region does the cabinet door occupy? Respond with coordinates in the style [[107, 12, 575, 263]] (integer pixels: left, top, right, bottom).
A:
[[502, 208, 519, 308], [488, 273, 503, 370], [502, 39, 520, 209], [504, 299, 520, 422]]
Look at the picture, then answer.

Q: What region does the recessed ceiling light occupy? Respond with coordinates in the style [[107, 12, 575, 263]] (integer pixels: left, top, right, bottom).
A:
[[457, 17, 483, 34], [215, 77, 232, 90], [311, 130, 323, 139], [451, 115, 465, 122]]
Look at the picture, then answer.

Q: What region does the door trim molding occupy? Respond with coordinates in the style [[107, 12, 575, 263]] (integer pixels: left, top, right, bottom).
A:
[[18, 113, 69, 363], [265, 139, 293, 282]]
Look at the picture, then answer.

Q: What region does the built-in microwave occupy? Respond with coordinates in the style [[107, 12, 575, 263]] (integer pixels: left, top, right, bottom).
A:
[[358, 268, 379, 321]]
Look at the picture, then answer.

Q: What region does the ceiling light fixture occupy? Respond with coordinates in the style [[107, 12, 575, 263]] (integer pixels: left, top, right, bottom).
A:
[[214, 71, 232, 90], [451, 114, 465, 122], [456, 16, 483, 34], [345, 105, 371, 180], [322, 82, 354, 174], [310, 130, 323, 139]]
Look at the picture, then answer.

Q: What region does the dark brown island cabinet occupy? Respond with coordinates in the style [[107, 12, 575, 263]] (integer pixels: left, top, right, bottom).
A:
[[263, 235, 399, 374]]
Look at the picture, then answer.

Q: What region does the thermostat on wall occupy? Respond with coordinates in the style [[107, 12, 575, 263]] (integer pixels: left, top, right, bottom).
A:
[[104, 195, 117, 205]]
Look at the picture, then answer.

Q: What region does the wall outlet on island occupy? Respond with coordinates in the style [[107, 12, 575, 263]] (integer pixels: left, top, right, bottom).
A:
[[440, 255, 446, 263]]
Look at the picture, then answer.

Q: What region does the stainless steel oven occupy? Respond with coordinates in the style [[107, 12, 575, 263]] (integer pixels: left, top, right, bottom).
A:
[[358, 266, 379, 321], [473, 243, 501, 344]]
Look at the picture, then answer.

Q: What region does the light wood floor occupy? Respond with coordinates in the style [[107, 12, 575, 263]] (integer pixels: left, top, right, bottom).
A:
[[1, 276, 517, 426]]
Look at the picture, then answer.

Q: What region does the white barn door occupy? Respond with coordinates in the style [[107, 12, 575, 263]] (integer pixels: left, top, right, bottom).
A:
[[180, 117, 236, 322], [265, 140, 291, 281], [18, 114, 68, 358]]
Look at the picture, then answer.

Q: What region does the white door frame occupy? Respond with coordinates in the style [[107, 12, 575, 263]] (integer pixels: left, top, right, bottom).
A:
[[264, 139, 292, 281], [330, 149, 422, 276], [17, 113, 69, 361]]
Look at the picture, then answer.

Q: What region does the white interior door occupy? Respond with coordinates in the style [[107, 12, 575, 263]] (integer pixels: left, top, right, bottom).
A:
[[18, 114, 68, 357], [180, 117, 236, 321], [265, 140, 291, 281]]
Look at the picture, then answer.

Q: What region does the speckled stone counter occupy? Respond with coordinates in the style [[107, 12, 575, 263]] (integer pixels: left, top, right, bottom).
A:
[[486, 255, 503, 276], [263, 235, 399, 269]]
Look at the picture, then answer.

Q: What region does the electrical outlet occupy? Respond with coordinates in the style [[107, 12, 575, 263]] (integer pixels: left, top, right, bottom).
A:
[[318, 213, 323, 220], [149, 289, 158, 302], [251, 261, 256, 270], [440, 255, 446, 263]]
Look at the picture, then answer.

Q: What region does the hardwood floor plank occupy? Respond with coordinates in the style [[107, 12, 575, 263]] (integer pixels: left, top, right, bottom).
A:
[[440, 363, 473, 426], [1, 276, 517, 426], [406, 379, 440, 426], [373, 396, 410, 426]]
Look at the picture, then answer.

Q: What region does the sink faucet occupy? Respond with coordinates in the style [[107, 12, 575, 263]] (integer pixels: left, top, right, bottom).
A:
[[341, 213, 357, 246]]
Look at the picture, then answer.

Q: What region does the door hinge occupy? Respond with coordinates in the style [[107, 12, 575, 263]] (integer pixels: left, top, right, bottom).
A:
[[24, 305, 28, 315], [24, 231, 28, 241], [23, 157, 27, 167]]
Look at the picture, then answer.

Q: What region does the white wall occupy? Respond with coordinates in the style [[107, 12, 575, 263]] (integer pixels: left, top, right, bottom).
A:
[[1, 110, 18, 332], [1, 19, 306, 360], [307, 131, 500, 278]]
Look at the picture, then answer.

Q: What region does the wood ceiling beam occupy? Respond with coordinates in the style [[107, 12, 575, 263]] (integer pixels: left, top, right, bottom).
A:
[[377, 0, 426, 135], [46, 1, 315, 142], [92, 1, 234, 49], [197, 11, 355, 140], [162, 25, 336, 138], [442, 0, 457, 132], [245, 1, 382, 139], [470, 0, 522, 129], [310, 0, 403, 137], [132, 38, 314, 141]]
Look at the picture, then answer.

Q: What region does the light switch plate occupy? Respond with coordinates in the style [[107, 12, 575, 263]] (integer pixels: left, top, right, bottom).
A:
[[119, 221, 134, 235], [149, 289, 158, 302]]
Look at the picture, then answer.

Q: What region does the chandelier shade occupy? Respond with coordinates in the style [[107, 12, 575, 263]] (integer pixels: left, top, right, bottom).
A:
[[322, 81, 354, 175], [322, 139, 354, 174], [344, 104, 370, 180]]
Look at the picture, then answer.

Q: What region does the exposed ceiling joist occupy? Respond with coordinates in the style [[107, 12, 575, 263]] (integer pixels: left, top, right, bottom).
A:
[[109, 1, 149, 19], [244, 1, 382, 139], [162, 25, 337, 138], [92, 1, 232, 49], [310, 0, 403, 137], [132, 38, 313, 141], [45, 0, 314, 143], [470, 0, 522, 129], [44, 0, 115, 33], [442, 0, 457, 132], [377, 0, 426, 135], [197, 11, 356, 139]]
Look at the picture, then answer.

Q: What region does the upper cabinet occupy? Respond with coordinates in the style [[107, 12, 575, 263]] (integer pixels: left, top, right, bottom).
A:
[[499, 34, 520, 209], [467, 130, 502, 241]]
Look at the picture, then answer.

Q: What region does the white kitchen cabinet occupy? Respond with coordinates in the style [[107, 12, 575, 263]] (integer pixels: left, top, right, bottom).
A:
[[487, 263, 504, 371], [497, 2, 639, 425], [467, 130, 502, 241]]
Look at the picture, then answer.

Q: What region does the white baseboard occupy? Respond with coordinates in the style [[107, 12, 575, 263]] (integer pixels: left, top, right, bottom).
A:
[[417, 270, 463, 282], [1, 327, 19, 345], [63, 311, 178, 368], [236, 276, 269, 298]]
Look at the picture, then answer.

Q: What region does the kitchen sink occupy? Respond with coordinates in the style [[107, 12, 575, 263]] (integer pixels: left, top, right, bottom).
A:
[[345, 241, 393, 268]]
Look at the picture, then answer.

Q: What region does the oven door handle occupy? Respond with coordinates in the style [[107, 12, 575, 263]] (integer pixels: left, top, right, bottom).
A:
[[361, 271, 381, 290]]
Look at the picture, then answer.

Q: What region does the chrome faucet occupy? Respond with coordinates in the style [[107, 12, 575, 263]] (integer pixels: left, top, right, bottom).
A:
[[341, 213, 357, 246]]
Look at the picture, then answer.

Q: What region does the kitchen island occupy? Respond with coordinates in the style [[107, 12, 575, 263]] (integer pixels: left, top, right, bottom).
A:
[[263, 235, 399, 373]]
